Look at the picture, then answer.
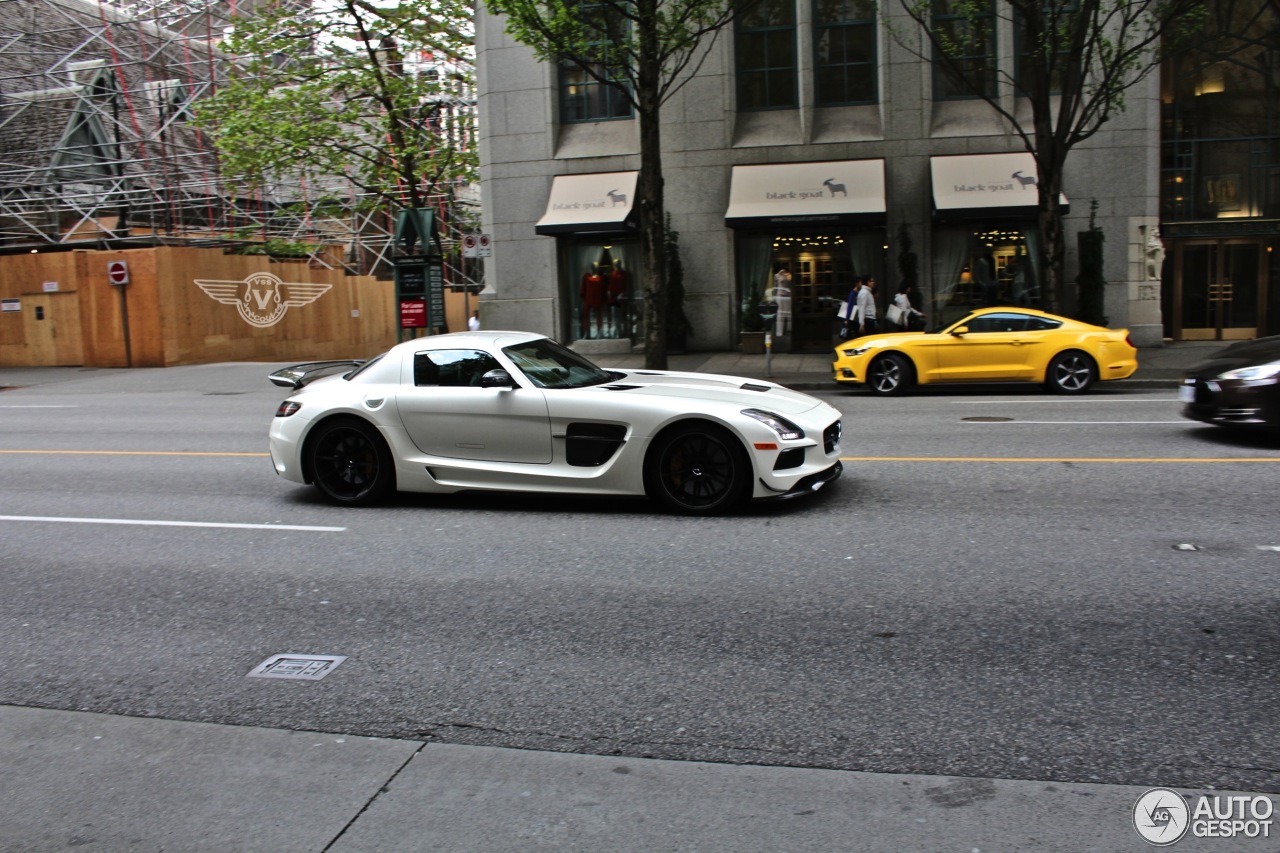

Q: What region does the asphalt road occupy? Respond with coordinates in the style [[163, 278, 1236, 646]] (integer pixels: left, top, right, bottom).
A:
[[2, 366, 1278, 795]]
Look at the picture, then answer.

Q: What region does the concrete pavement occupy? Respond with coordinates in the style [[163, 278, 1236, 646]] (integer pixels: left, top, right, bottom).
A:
[[3, 704, 1273, 852]]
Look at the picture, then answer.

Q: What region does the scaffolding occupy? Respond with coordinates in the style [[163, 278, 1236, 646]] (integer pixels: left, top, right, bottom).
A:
[[0, 0, 482, 287]]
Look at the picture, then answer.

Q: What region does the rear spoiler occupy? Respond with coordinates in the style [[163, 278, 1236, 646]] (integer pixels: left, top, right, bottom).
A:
[[268, 360, 365, 390]]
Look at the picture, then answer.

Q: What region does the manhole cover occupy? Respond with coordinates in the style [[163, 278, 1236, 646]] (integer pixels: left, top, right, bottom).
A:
[[962, 416, 1014, 422], [248, 653, 346, 680]]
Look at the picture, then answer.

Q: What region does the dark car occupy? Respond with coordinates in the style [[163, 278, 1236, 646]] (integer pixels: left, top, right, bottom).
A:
[[1181, 336, 1280, 436]]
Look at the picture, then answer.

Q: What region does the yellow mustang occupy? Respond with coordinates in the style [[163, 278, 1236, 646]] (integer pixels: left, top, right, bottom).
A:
[[832, 307, 1138, 395]]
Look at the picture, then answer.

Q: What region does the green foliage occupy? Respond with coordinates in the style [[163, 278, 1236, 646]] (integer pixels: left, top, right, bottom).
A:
[[1075, 199, 1108, 327], [488, 0, 738, 93], [229, 237, 319, 258], [196, 0, 477, 209]]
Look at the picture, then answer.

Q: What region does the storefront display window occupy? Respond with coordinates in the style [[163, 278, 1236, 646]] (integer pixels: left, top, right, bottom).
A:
[[931, 223, 1043, 327], [565, 240, 640, 342], [738, 227, 884, 352]]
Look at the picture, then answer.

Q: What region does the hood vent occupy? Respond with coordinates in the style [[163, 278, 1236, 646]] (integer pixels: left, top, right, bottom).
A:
[[740, 383, 771, 392]]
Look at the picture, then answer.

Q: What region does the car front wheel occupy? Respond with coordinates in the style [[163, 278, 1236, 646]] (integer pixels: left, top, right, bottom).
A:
[[1045, 350, 1097, 394], [307, 417, 395, 506], [867, 353, 912, 396], [646, 423, 751, 515]]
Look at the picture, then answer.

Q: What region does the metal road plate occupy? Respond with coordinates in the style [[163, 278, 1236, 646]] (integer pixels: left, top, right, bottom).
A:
[[247, 653, 347, 681]]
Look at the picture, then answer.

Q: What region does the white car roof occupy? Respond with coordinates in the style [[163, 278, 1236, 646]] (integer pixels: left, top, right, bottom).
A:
[[389, 330, 546, 355]]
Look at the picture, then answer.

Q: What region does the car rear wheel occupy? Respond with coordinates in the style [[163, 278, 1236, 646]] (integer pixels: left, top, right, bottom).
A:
[[307, 417, 395, 506], [646, 423, 751, 515], [1045, 350, 1097, 394], [867, 353, 912, 396]]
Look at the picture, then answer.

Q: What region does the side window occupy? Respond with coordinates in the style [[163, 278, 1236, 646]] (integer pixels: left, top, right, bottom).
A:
[[1025, 316, 1063, 331], [414, 350, 501, 387], [967, 313, 1025, 332]]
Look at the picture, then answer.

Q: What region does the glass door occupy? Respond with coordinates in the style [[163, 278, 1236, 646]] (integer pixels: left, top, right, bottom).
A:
[[1176, 240, 1263, 341]]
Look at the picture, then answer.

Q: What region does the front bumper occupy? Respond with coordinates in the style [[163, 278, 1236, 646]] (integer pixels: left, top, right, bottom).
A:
[[759, 460, 842, 501], [1181, 377, 1280, 428]]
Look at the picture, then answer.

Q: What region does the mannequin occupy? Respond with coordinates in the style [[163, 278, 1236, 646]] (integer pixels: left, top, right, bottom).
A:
[[607, 260, 628, 338], [580, 263, 607, 338]]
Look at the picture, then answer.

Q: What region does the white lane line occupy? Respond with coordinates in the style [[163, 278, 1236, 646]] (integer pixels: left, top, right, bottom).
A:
[[951, 399, 1180, 404], [0, 405, 79, 408], [963, 420, 1188, 425], [0, 515, 345, 532]]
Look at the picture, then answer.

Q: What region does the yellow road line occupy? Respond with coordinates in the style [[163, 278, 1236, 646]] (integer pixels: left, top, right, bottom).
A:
[[0, 449, 269, 457], [841, 456, 1280, 463]]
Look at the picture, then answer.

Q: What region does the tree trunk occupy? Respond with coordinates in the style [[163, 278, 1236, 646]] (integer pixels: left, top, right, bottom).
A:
[[636, 4, 667, 370]]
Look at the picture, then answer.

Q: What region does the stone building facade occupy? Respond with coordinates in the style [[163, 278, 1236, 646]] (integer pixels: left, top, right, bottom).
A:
[[475, 1, 1279, 353]]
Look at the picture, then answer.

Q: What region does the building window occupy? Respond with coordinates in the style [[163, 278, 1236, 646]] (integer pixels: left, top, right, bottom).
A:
[[558, 1, 633, 123], [931, 0, 997, 100], [814, 0, 877, 105], [1014, 2, 1078, 96], [736, 0, 797, 110]]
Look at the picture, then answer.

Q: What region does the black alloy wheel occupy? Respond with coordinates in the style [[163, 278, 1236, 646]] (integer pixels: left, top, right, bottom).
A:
[[1045, 350, 1097, 394], [307, 417, 395, 506], [867, 353, 912, 396], [647, 423, 750, 515]]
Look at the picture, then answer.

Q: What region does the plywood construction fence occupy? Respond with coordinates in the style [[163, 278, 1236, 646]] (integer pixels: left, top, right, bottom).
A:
[[0, 247, 416, 367]]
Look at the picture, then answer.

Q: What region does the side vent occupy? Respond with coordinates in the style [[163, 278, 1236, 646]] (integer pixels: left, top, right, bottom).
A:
[[565, 423, 627, 467]]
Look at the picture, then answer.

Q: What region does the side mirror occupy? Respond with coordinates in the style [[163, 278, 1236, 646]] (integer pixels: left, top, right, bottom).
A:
[[950, 326, 969, 337], [480, 368, 518, 389]]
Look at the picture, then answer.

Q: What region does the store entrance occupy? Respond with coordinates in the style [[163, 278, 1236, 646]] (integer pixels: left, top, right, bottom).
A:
[[771, 239, 857, 353], [1174, 239, 1265, 340]]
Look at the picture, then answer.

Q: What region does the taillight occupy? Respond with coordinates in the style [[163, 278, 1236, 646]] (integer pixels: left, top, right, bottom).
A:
[[275, 401, 302, 417], [1125, 334, 1135, 349]]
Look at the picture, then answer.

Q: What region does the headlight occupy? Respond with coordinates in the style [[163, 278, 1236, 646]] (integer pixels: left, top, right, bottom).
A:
[[841, 346, 871, 357], [741, 408, 805, 440], [1219, 361, 1280, 381]]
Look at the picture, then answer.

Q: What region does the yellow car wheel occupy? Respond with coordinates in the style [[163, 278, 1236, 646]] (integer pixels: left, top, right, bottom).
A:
[[1045, 350, 1097, 394], [867, 353, 913, 396]]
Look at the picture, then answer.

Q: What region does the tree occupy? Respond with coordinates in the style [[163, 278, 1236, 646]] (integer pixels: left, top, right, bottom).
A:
[[890, 0, 1205, 315], [198, 0, 477, 220], [486, 0, 740, 368]]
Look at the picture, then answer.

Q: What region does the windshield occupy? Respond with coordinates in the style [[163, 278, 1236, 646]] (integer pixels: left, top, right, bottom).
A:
[[503, 339, 615, 389]]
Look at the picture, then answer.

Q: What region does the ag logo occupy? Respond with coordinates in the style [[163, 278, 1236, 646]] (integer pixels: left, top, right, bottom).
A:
[[195, 273, 331, 328], [1134, 788, 1190, 846]]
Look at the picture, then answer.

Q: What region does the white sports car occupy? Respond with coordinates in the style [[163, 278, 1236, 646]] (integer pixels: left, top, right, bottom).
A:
[[268, 331, 843, 514]]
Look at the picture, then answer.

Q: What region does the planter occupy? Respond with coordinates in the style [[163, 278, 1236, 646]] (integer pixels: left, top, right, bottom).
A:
[[740, 331, 765, 354]]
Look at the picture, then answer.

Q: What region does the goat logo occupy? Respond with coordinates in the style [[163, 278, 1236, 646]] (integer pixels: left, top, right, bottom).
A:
[[607, 189, 627, 206], [195, 272, 332, 328], [823, 178, 847, 197], [1012, 171, 1037, 189]]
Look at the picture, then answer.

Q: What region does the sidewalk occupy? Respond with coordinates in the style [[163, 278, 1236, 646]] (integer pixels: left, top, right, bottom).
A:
[[1, 704, 1268, 852]]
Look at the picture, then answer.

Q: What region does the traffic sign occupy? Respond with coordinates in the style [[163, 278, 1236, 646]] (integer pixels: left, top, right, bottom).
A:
[[107, 260, 129, 286], [462, 233, 492, 259]]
